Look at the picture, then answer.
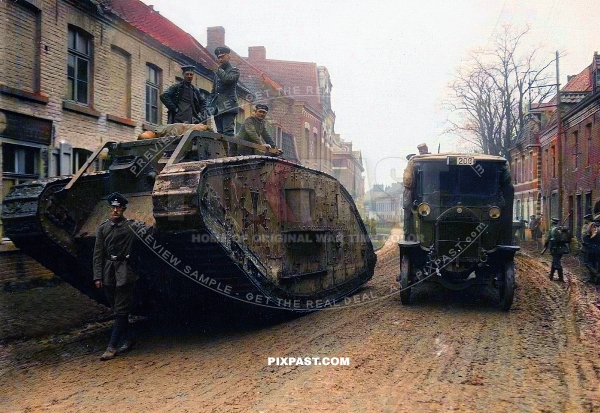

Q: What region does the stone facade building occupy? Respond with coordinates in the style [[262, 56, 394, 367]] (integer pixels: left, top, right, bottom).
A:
[[0, 0, 365, 237], [0, 0, 224, 236]]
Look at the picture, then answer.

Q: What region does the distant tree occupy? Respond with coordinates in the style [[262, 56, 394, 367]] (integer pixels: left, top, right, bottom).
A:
[[443, 26, 556, 158]]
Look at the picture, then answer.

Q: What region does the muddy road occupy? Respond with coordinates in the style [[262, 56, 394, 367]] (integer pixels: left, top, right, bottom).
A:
[[1, 235, 600, 412]]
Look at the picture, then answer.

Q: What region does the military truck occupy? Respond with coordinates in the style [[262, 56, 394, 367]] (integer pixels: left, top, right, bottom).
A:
[[399, 153, 518, 310], [2, 130, 376, 315]]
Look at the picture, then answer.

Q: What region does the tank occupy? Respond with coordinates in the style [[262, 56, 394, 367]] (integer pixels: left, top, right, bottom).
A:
[[2, 130, 376, 314]]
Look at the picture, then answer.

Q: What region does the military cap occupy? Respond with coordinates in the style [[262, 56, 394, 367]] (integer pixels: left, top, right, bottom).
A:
[[417, 143, 429, 154], [107, 192, 128, 208], [255, 104, 269, 111], [181, 65, 195, 73], [551, 217, 559, 224], [214, 46, 231, 57]]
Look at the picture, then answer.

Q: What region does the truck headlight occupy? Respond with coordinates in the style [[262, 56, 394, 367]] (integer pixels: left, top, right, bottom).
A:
[[488, 206, 501, 219], [418, 203, 431, 217]]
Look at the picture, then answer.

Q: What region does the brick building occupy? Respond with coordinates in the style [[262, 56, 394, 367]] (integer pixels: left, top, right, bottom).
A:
[[561, 55, 600, 236], [510, 53, 600, 237], [331, 139, 365, 199], [208, 25, 365, 200], [0, 0, 251, 237], [0, 0, 365, 237]]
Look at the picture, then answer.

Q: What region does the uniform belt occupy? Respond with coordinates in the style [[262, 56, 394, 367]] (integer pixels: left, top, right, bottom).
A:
[[109, 255, 130, 261]]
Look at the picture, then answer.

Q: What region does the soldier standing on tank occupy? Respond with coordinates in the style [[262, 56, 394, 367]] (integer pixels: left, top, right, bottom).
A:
[[235, 104, 282, 155], [94, 193, 144, 361], [160, 65, 208, 125], [208, 46, 240, 136], [544, 217, 570, 282]]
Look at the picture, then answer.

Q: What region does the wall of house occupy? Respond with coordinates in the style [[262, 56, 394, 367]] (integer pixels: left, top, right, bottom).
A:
[[561, 98, 600, 235], [0, 0, 243, 237]]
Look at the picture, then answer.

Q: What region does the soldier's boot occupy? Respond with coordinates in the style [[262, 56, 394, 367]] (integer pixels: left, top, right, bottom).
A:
[[101, 315, 127, 360], [558, 268, 564, 282], [549, 268, 555, 281]]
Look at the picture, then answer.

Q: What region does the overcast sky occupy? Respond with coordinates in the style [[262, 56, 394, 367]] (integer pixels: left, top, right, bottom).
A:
[[141, 0, 598, 188]]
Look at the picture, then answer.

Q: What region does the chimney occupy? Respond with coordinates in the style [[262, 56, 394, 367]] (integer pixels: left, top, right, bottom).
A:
[[207, 26, 225, 55], [248, 46, 266, 61]]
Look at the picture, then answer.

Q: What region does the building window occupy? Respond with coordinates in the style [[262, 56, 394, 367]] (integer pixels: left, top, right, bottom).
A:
[[529, 151, 534, 181], [551, 146, 556, 178], [2, 143, 40, 178], [67, 26, 92, 105], [72, 148, 93, 174], [573, 130, 579, 169], [146, 64, 161, 124], [586, 123, 592, 167], [304, 127, 310, 158]]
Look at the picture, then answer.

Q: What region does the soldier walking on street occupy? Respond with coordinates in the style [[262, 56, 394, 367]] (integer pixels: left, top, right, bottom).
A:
[[544, 217, 570, 282], [94, 193, 145, 361]]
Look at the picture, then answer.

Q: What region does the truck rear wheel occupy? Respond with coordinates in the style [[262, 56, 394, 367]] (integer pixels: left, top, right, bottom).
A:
[[499, 261, 515, 311], [400, 255, 412, 305]]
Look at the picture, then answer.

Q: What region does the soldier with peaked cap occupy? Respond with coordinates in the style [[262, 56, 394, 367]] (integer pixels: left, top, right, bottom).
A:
[[93, 192, 147, 360], [544, 217, 570, 282], [207, 46, 240, 136], [160, 64, 208, 124]]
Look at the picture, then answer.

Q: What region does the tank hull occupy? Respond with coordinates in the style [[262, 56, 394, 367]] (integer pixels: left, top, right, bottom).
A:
[[2, 133, 375, 313]]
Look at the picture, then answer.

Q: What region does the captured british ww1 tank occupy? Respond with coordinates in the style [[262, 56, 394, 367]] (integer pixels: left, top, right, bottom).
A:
[[2, 130, 376, 314]]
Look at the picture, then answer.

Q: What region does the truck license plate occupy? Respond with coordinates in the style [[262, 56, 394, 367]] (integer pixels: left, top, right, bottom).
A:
[[447, 156, 475, 166]]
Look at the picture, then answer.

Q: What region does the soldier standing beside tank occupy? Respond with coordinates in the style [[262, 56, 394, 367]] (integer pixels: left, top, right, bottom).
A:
[[208, 46, 240, 136], [94, 193, 144, 361], [160, 65, 208, 125], [544, 217, 570, 282]]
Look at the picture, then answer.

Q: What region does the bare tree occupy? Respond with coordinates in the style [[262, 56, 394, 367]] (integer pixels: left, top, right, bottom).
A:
[[444, 26, 555, 158]]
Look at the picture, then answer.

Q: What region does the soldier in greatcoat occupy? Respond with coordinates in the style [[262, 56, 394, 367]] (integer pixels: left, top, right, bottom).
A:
[[160, 65, 208, 125], [94, 192, 144, 360], [235, 104, 282, 155], [544, 217, 570, 282], [207, 46, 240, 136]]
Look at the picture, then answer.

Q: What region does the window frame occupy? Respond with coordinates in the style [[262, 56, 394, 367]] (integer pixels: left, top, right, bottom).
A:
[[67, 26, 93, 105], [145, 64, 161, 124]]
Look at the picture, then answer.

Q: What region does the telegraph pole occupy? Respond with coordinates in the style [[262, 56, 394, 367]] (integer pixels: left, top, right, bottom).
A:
[[555, 51, 563, 222]]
